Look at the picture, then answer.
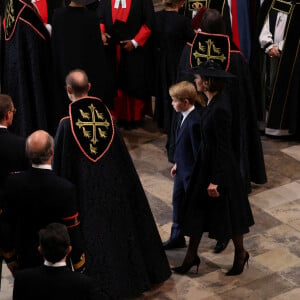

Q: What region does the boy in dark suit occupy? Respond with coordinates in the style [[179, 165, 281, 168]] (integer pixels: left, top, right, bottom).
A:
[[13, 223, 106, 300], [163, 81, 202, 250]]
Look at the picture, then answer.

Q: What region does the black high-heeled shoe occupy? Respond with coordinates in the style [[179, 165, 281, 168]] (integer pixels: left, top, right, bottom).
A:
[[172, 256, 201, 274], [226, 251, 249, 276]]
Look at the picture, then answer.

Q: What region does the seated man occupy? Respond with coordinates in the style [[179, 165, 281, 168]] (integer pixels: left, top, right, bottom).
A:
[[13, 223, 107, 299]]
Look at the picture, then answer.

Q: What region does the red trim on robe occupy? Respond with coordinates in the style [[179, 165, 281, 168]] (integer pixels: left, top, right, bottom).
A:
[[134, 24, 151, 47], [32, 0, 48, 24], [111, 0, 131, 23], [62, 212, 79, 221], [231, 0, 241, 51], [100, 23, 105, 33]]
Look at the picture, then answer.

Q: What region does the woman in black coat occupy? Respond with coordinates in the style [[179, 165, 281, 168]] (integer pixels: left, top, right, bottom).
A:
[[173, 60, 254, 276]]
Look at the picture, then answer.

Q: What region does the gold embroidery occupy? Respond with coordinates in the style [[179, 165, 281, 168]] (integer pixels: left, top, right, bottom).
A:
[[73, 253, 86, 270], [193, 39, 226, 65], [5, 0, 15, 36], [187, 0, 208, 12], [76, 103, 110, 155]]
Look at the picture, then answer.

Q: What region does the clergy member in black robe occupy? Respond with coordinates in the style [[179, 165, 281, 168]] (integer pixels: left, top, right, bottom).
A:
[[52, 96, 171, 299], [2, 0, 54, 136], [257, 0, 300, 137], [97, 0, 155, 125], [51, 0, 112, 132]]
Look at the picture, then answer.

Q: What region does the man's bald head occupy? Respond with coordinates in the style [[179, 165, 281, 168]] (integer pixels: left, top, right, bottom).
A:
[[65, 69, 91, 100], [26, 130, 54, 164]]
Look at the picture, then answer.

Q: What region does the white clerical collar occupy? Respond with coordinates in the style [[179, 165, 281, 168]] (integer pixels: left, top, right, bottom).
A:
[[32, 164, 52, 170], [114, 0, 126, 9], [0, 125, 7, 128], [44, 260, 66, 267]]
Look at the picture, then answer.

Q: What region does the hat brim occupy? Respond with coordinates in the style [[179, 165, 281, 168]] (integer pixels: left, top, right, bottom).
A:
[[185, 66, 235, 79]]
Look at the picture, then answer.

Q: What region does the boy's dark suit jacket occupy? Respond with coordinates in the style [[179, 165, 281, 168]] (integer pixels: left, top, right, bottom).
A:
[[2, 167, 84, 269], [174, 109, 202, 190], [13, 265, 105, 300]]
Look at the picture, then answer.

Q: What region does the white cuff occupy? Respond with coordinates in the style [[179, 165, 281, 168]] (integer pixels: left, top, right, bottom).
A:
[[131, 39, 139, 48]]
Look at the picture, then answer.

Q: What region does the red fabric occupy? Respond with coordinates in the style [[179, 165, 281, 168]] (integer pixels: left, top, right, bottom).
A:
[[111, 0, 131, 23], [33, 0, 48, 24], [111, 45, 152, 122], [100, 23, 105, 33], [231, 0, 240, 50], [134, 24, 151, 47]]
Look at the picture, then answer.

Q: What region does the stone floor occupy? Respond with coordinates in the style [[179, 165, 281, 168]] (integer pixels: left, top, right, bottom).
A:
[[1, 118, 300, 299]]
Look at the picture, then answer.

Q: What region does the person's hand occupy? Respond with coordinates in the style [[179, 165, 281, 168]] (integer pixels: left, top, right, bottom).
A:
[[101, 32, 111, 46], [207, 183, 220, 198], [7, 260, 19, 277], [170, 164, 177, 178], [268, 45, 280, 58], [120, 40, 134, 52]]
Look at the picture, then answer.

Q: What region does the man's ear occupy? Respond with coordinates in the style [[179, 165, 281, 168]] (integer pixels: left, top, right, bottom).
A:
[[66, 245, 72, 256], [67, 86, 72, 94], [38, 245, 43, 255], [88, 83, 91, 92]]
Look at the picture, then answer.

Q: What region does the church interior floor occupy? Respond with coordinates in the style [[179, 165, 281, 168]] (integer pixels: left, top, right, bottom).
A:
[[1, 117, 300, 300]]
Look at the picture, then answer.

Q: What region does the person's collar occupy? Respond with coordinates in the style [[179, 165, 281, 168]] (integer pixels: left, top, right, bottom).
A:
[[0, 125, 8, 129], [44, 260, 66, 267], [32, 164, 52, 170], [182, 105, 195, 118]]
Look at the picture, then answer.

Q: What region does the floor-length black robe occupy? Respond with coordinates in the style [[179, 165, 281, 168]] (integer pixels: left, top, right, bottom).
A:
[[52, 97, 171, 299], [2, 0, 53, 136]]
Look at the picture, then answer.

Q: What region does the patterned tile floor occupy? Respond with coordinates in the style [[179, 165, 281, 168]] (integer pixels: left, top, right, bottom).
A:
[[1, 118, 300, 299]]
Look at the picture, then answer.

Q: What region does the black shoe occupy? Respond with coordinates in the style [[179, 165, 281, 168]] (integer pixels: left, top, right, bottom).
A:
[[214, 239, 229, 253], [163, 237, 186, 250], [226, 251, 249, 276], [172, 256, 200, 274]]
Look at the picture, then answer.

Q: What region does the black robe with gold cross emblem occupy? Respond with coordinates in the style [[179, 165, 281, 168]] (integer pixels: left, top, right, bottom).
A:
[[52, 96, 171, 299]]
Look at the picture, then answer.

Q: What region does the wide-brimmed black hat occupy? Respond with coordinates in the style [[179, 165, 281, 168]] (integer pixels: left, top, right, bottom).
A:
[[71, 0, 97, 5], [186, 60, 235, 78]]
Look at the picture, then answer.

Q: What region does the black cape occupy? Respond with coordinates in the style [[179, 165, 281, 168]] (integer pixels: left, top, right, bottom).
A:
[[2, 0, 54, 136], [52, 97, 171, 299], [51, 6, 113, 132]]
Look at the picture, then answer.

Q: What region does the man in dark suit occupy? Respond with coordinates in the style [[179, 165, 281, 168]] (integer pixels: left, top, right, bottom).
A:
[[0, 94, 29, 278], [13, 223, 106, 300], [2, 130, 86, 273], [163, 81, 202, 250]]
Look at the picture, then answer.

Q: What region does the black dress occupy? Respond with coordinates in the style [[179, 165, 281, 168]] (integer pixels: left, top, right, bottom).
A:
[[184, 91, 254, 239], [153, 9, 194, 135], [52, 98, 171, 299]]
